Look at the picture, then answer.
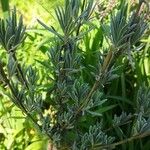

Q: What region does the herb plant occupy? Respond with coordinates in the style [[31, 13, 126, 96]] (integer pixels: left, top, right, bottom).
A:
[[0, 0, 149, 149]]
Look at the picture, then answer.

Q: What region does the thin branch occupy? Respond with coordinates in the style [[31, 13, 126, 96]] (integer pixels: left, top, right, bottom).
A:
[[12, 53, 29, 89], [93, 132, 150, 149], [75, 49, 114, 116], [104, 119, 133, 133]]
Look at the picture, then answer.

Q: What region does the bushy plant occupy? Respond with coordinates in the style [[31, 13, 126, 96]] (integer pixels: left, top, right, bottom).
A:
[[0, 0, 149, 149]]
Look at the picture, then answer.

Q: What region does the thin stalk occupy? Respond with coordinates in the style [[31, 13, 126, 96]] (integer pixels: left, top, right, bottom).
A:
[[75, 50, 114, 115], [104, 118, 134, 133], [93, 132, 150, 149]]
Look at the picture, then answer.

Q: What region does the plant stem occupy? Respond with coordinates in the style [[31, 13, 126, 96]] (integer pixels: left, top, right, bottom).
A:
[[13, 53, 29, 89], [104, 119, 133, 133], [75, 49, 114, 115], [93, 132, 150, 149]]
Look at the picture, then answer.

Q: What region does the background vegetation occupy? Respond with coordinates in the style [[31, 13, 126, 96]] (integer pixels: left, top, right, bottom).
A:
[[0, 0, 149, 149]]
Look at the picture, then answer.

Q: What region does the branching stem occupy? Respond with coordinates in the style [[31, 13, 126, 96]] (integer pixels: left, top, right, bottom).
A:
[[93, 132, 150, 149], [75, 49, 114, 115]]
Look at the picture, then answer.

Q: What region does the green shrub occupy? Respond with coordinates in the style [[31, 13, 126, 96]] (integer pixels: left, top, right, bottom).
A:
[[0, 0, 149, 149]]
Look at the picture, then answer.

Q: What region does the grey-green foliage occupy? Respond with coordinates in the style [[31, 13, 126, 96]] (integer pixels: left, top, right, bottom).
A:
[[136, 86, 150, 117], [103, 2, 147, 56], [7, 53, 17, 77], [79, 123, 115, 150], [0, 0, 150, 150], [131, 86, 150, 136], [132, 113, 150, 135], [0, 7, 26, 52], [113, 112, 132, 126]]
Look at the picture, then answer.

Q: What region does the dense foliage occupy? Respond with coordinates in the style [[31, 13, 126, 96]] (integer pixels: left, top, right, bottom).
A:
[[0, 0, 150, 149]]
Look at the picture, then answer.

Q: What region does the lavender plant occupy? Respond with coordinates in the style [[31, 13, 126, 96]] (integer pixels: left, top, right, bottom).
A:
[[0, 0, 149, 149]]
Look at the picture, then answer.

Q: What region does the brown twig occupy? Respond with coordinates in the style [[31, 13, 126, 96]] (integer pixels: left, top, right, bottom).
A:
[[93, 132, 150, 149], [75, 49, 114, 116]]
